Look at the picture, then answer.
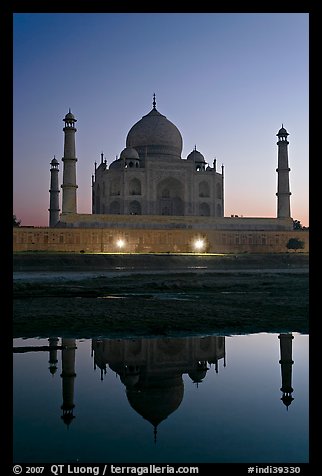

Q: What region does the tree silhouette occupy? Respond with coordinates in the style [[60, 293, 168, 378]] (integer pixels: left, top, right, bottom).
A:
[[13, 214, 21, 227], [286, 238, 305, 252], [292, 219, 303, 230]]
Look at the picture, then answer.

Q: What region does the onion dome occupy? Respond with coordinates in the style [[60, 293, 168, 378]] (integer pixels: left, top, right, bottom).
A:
[[119, 147, 140, 160], [109, 158, 123, 169], [50, 157, 59, 170], [188, 367, 208, 384], [126, 375, 184, 429], [126, 95, 183, 159], [64, 109, 76, 121], [281, 394, 294, 408], [187, 147, 206, 162], [277, 124, 289, 136]]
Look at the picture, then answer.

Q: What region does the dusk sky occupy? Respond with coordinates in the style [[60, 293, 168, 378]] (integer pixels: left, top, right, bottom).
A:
[[13, 12, 309, 227]]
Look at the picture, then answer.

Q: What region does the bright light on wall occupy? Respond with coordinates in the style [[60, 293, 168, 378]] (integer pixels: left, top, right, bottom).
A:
[[193, 238, 206, 252], [116, 238, 126, 249]]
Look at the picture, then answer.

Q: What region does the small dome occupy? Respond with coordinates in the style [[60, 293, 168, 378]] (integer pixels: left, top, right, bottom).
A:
[[109, 158, 123, 169], [277, 125, 288, 136], [187, 148, 205, 162], [64, 109, 76, 121], [188, 368, 207, 383], [50, 157, 59, 165], [120, 147, 140, 160]]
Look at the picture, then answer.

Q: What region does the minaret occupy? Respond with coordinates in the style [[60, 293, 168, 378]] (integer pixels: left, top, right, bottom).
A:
[[48, 156, 60, 227], [60, 338, 77, 426], [276, 125, 291, 218], [221, 164, 224, 217], [61, 109, 78, 214], [48, 337, 59, 376], [278, 333, 294, 409]]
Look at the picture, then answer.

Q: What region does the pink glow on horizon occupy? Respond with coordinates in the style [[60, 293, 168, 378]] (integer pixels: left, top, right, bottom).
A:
[[16, 199, 309, 229]]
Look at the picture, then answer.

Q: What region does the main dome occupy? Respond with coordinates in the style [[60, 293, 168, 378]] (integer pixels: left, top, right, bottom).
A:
[[126, 104, 183, 159]]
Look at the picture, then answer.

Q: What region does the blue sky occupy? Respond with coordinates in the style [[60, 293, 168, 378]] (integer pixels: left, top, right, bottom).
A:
[[13, 12, 309, 227]]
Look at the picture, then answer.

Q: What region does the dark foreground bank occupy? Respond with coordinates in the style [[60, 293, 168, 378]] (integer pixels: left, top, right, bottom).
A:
[[13, 253, 309, 339], [13, 251, 309, 272]]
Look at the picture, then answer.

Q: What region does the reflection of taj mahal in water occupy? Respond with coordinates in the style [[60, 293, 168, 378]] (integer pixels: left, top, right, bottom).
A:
[[14, 334, 295, 437], [92, 336, 226, 441]]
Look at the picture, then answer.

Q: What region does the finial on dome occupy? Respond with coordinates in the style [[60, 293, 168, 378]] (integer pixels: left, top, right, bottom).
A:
[[153, 93, 156, 109], [194, 145, 197, 151]]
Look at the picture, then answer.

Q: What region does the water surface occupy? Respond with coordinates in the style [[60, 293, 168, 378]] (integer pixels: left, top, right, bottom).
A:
[[13, 332, 309, 463]]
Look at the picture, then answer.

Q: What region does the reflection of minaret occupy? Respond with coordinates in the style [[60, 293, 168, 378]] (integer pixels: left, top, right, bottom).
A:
[[278, 333, 294, 409], [60, 338, 77, 426], [48, 337, 59, 376]]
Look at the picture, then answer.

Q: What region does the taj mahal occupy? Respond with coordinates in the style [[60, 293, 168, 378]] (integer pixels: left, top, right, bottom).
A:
[[14, 95, 309, 253], [50, 94, 289, 227]]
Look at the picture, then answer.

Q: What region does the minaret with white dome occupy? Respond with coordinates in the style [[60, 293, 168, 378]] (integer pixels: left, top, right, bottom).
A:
[[276, 125, 291, 218], [48, 156, 60, 226], [61, 109, 78, 214]]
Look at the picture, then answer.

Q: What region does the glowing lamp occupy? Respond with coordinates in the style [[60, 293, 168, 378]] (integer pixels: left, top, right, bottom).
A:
[[193, 238, 206, 251], [116, 238, 126, 249]]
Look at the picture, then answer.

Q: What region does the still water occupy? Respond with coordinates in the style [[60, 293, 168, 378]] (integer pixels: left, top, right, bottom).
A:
[[13, 333, 309, 464]]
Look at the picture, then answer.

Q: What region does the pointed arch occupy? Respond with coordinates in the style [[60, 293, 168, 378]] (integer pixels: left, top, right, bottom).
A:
[[156, 177, 184, 216], [110, 178, 121, 196], [110, 201, 120, 214], [129, 201, 141, 215], [199, 202, 210, 216], [198, 181, 210, 198], [129, 178, 141, 195]]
